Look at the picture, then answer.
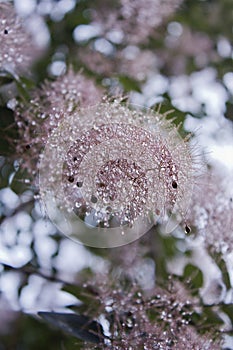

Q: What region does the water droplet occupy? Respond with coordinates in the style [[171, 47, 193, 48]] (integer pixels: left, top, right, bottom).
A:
[[172, 180, 177, 189], [68, 176, 74, 183], [91, 195, 98, 203], [185, 225, 191, 234]]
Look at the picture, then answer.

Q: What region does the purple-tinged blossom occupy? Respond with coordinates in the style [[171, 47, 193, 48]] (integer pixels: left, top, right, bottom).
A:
[[82, 278, 221, 349], [91, 0, 184, 45], [0, 3, 39, 73], [14, 69, 103, 176], [39, 99, 198, 247], [186, 167, 233, 253]]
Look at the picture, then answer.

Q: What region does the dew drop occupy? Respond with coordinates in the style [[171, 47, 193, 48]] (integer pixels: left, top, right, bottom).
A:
[[185, 225, 191, 234], [68, 176, 74, 183], [98, 182, 105, 188], [172, 180, 178, 189], [91, 195, 98, 203]]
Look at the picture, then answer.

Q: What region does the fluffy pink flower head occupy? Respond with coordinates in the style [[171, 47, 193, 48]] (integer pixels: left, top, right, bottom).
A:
[[39, 99, 197, 248], [187, 166, 233, 253], [83, 278, 221, 349], [92, 0, 184, 45], [0, 3, 38, 72], [41, 69, 103, 117], [15, 69, 103, 176]]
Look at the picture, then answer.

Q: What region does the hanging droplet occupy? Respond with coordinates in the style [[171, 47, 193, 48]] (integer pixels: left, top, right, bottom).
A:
[[91, 195, 98, 203], [172, 180, 178, 189], [68, 176, 74, 183], [185, 224, 191, 235]]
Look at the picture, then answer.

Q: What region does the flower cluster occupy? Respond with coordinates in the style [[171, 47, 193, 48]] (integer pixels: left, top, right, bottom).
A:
[[0, 3, 38, 73], [83, 279, 221, 349], [187, 167, 233, 253], [39, 99, 195, 247], [92, 0, 184, 45], [78, 47, 157, 82], [15, 69, 102, 175], [40, 69, 103, 116]]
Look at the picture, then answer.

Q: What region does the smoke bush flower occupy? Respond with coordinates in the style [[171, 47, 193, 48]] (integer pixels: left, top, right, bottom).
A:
[[186, 167, 233, 253], [76, 0, 184, 81], [14, 69, 102, 175], [118, 49, 157, 81], [78, 48, 157, 82], [161, 27, 213, 75], [76, 0, 183, 79], [82, 278, 221, 349], [0, 2, 39, 73], [39, 98, 197, 247], [40, 69, 103, 115], [91, 0, 184, 45], [78, 48, 116, 77]]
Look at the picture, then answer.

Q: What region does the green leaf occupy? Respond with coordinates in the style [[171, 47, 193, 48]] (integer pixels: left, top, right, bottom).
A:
[[18, 76, 36, 90], [208, 250, 231, 290], [0, 157, 15, 189], [62, 280, 101, 315], [118, 75, 141, 92], [38, 312, 105, 344], [221, 304, 233, 325], [0, 107, 18, 156], [183, 264, 203, 291], [225, 101, 233, 122], [0, 70, 14, 85], [10, 168, 33, 194], [15, 79, 31, 102], [159, 93, 188, 128], [200, 306, 223, 330]]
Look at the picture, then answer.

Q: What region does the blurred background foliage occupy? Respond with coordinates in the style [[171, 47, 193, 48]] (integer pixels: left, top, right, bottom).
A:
[[0, 0, 233, 348]]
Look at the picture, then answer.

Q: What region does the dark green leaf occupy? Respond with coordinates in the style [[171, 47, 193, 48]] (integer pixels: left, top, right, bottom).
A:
[[15, 79, 31, 102], [183, 264, 203, 291], [118, 75, 141, 92], [10, 168, 33, 194], [0, 158, 14, 189], [0, 107, 17, 156], [221, 304, 233, 325], [0, 70, 14, 85], [38, 312, 104, 344], [225, 101, 233, 122]]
